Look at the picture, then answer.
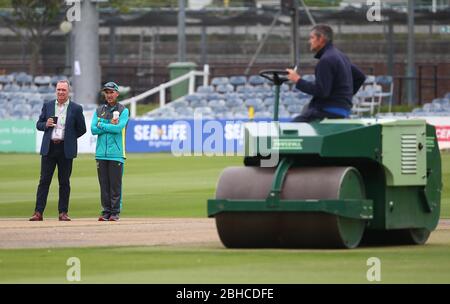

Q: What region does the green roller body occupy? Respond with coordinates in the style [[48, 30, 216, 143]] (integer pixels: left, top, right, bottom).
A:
[[208, 118, 442, 248]]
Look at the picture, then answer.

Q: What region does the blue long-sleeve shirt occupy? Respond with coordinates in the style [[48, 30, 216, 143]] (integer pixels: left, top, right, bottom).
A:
[[296, 42, 366, 114]]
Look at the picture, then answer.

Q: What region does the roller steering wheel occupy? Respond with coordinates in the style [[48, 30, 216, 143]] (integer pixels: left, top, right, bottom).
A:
[[259, 70, 290, 86]]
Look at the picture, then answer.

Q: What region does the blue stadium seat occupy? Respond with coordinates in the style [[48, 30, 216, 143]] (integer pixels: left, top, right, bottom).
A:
[[243, 92, 267, 100], [21, 85, 39, 93], [11, 110, 26, 119], [0, 92, 9, 100], [281, 92, 299, 100], [196, 85, 215, 94], [206, 92, 223, 101], [7, 92, 20, 100], [38, 86, 55, 94], [217, 112, 235, 120], [250, 86, 273, 99], [411, 108, 425, 115], [376, 75, 393, 85], [209, 99, 226, 107], [211, 77, 229, 86], [12, 103, 31, 112], [232, 105, 248, 114], [171, 100, 189, 108], [177, 107, 194, 117], [283, 97, 301, 106], [28, 93, 42, 102], [225, 97, 244, 108], [254, 111, 272, 119], [31, 103, 43, 112], [185, 93, 203, 103], [296, 92, 312, 99], [0, 108, 8, 119], [375, 75, 394, 110], [229, 76, 247, 87], [158, 107, 178, 117], [34, 76, 51, 86], [233, 112, 249, 120], [279, 84, 291, 92], [302, 74, 316, 82], [236, 85, 255, 94], [212, 105, 228, 113], [191, 99, 208, 108], [264, 97, 275, 106], [287, 104, 304, 114], [224, 92, 240, 100], [15, 73, 33, 85], [3, 84, 21, 92], [423, 102, 442, 113], [248, 75, 265, 86], [51, 75, 69, 86], [299, 98, 310, 105], [216, 84, 234, 94], [42, 93, 56, 102], [432, 98, 449, 106], [0, 74, 14, 84], [279, 109, 291, 118], [194, 106, 213, 115], [245, 98, 265, 111], [268, 104, 287, 113]]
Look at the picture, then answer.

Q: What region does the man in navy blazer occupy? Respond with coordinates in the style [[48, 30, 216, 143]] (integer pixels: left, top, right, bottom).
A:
[[30, 80, 86, 221]]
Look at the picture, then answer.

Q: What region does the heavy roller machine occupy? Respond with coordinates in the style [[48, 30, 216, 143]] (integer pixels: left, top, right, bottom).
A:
[[207, 70, 442, 249]]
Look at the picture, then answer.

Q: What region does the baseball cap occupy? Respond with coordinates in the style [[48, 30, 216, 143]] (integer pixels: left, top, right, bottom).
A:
[[102, 81, 119, 92]]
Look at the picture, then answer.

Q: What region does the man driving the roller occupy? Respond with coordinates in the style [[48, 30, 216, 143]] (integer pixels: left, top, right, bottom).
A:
[[287, 24, 366, 122]]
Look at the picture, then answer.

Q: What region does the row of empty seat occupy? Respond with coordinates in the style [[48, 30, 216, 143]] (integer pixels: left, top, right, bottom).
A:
[[376, 93, 450, 119], [410, 94, 450, 116], [0, 72, 69, 86], [0, 72, 97, 120], [352, 75, 394, 117], [144, 74, 396, 120], [143, 74, 315, 120], [1, 71, 446, 121]]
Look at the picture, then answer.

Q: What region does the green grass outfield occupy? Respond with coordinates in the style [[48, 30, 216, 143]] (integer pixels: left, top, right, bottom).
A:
[[0, 152, 449, 283], [1, 240, 450, 284], [0, 153, 449, 218], [0, 153, 243, 218]]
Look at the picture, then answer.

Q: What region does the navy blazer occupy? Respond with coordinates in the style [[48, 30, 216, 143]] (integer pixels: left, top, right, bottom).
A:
[[36, 100, 87, 159]]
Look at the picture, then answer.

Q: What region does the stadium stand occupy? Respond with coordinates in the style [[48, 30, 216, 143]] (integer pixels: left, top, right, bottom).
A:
[[142, 73, 403, 120], [408, 96, 450, 117], [0, 72, 97, 120], [3, 71, 444, 122], [142, 75, 312, 120], [352, 75, 395, 117]]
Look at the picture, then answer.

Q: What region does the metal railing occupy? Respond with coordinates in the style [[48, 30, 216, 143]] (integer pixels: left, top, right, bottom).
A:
[[121, 64, 210, 118]]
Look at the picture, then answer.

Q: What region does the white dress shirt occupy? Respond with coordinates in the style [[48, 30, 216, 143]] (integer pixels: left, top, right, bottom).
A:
[[51, 99, 70, 141]]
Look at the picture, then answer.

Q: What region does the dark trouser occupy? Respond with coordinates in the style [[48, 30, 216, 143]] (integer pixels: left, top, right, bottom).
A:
[[96, 160, 124, 216], [35, 141, 73, 214], [292, 106, 346, 123]]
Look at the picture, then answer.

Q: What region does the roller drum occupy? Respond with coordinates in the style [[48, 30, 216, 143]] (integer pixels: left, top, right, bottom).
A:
[[214, 166, 367, 249], [361, 228, 431, 246]]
